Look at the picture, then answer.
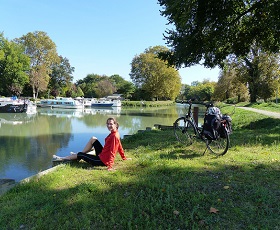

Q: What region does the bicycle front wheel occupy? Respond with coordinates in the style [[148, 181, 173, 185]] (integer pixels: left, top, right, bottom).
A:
[[206, 126, 229, 156], [173, 117, 196, 146]]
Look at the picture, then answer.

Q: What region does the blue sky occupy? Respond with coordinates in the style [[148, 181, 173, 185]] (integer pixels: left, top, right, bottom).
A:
[[0, 0, 220, 85]]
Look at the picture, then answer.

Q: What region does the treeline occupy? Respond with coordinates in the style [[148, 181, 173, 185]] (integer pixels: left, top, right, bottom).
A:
[[0, 31, 181, 101], [181, 46, 280, 104], [0, 31, 135, 100], [1, 30, 279, 103]]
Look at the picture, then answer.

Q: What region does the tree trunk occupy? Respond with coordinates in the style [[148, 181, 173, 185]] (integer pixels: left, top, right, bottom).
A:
[[244, 57, 259, 103]]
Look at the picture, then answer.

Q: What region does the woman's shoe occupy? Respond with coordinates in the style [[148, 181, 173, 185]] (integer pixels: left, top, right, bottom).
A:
[[52, 155, 63, 161]]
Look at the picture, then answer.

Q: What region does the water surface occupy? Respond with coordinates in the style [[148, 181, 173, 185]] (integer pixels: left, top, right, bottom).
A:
[[0, 104, 204, 181], [0, 105, 206, 181]]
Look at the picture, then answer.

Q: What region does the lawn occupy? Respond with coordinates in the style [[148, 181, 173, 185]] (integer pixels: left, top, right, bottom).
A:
[[0, 107, 279, 229]]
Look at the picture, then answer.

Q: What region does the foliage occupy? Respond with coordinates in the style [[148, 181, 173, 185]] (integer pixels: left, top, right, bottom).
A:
[[158, 0, 280, 103], [213, 61, 249, 102], [237, 45, 280, 102], [183, 80, 216, 101], [0, 107, 279, 229], [15, 31, 60, 99], [214, 48, 280, 102], [95, 79, 116, 98], [109, 74, 135, 99], [158, 0, 280, 68], [122, 100, 175, 107], [0, 33, 30, 96], [130, 46, 181, 101], [77, 73, 133, 98], [49, 56, 75, 97]]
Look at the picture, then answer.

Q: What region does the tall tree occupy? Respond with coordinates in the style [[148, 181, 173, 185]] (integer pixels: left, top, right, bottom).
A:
[[95, 79, 116, 98], [49, 56, 75, 97], [109, 74, 135, 98], [158, 0, 280, 68], [213, 62, 249, 102], [130, 46, 181, 100], [76, 74, 104, 98], [0, 33, 30, 96], [184, 80, 216, 101], [235, 47, 280, 102], [158, 0, 280, 102], [15, 31, 59, 99]]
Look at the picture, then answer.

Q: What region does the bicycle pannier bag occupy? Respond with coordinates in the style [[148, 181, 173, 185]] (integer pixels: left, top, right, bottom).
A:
[[203, 107, 221, 140], [220, 115, 232, 137]]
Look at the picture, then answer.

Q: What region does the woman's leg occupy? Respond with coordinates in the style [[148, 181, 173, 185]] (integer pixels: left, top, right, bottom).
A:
[[81, 136, 99, 153], [53, 137, 103, 161], [77, 152, 105, 166], [53, 153, 78, 161], [91, 139, 103, 156], [76, 138, 104, 166]]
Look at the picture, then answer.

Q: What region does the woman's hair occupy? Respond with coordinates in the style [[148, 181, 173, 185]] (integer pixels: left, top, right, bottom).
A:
[[107, 117, 119, 129]]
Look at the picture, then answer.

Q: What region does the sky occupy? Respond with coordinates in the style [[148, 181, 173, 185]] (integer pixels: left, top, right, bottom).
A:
[[0, 0, 220, 85]]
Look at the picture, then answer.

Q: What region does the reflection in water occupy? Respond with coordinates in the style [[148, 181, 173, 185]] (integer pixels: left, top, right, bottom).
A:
[[0, 104, 204, 181], [0, 113, 37, 126]]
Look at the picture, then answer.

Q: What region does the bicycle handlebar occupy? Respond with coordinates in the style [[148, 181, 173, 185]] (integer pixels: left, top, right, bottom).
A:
[[180, 99, 194, 105], [181, 99, 214, 108]]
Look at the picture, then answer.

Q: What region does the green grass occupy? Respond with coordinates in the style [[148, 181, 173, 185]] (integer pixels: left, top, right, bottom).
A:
[[122, 100, 175, 107], [0, 108, 279, 229], [237, 101, 280, 112]]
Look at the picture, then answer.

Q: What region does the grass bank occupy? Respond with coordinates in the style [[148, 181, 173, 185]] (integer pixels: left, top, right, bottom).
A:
[[236, 101, 280, 112], [0, 107, 279, 229], [122, 100, 175, 107]]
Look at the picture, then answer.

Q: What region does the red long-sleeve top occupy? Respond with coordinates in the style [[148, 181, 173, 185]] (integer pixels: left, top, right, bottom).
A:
[[99, 130, 126, 170]]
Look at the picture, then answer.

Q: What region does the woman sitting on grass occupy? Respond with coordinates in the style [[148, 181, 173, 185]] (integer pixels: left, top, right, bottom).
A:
[[53, 117, 130, 171]]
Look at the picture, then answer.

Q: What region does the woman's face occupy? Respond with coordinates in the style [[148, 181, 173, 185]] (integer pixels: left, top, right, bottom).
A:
[[106, 119, 117, 132]]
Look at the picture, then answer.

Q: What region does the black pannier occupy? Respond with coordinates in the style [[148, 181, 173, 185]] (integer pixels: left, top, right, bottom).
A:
[[203, 113, 221, 140], [221, 115, 233, 136], [203, 106, 233, 140]]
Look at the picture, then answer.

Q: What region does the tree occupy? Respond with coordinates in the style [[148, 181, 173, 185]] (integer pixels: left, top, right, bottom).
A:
[[0, 33, 30, 96], [184, 80, 216, 101], [158, 0, 280, 102], [231, 46, 280, 102], [76, 74, 105, 98], [15, 31, 59, 99], [95, 79, 116, 98], [109, 74, 135, 99], [158, 0, 280, 68], [49, 56, 75, 97], [130, 46, 181, 100], [213, 62, 249, 102]]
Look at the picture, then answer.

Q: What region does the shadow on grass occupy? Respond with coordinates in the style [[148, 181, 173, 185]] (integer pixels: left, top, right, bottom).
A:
[[229, 117, 280, 147], [1, 126, 280, 229], [1, 159, 279, 229]]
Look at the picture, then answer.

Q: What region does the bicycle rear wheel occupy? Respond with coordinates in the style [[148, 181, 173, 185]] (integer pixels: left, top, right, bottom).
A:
[[206, 126, 229, 156], [173, 117, 196, 146]]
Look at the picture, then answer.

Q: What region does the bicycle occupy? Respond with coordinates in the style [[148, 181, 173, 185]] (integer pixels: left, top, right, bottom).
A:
[[173, 99, 230, 156]]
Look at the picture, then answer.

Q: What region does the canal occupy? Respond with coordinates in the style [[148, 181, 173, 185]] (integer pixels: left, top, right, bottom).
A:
[[0, 104, 205, 181]]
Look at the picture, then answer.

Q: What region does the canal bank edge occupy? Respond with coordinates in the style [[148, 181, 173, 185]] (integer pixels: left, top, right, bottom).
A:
[[0, 123, 173, 196], [0, 164, 66, 196]]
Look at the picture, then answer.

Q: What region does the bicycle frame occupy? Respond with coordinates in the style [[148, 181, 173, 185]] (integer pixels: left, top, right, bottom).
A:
[[182, 100, 205, 138], [173, 100, 230, 156]]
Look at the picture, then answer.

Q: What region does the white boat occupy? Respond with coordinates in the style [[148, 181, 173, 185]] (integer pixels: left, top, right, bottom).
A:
[[0, 97, 37, 114], [75, 97, 92, 107], [38, 97, 83, 109], [91, 98, 121, 107]]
